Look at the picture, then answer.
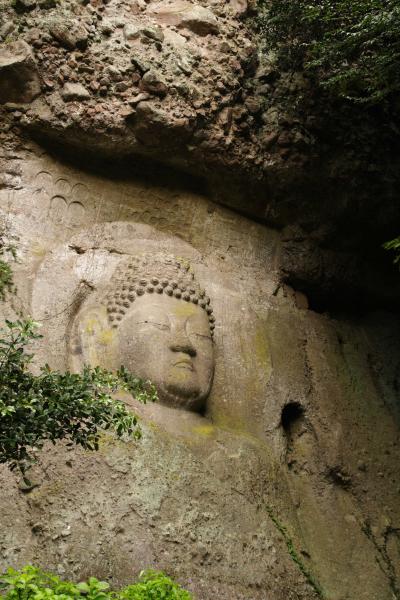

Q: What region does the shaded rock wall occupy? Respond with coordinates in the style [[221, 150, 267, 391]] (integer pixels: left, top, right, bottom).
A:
[[0, 145, 399, 600], [1, 0, 399, 290]]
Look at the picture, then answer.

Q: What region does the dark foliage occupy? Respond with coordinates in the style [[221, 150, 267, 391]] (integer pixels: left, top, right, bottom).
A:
[[258, 0, 400, 109], [0, 319, 157, 471]]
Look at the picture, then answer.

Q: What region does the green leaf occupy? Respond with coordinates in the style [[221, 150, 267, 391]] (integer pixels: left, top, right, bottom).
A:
[[0, 319, 157, 468]]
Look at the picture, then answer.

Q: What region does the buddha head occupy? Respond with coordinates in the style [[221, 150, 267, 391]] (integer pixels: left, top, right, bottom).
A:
[[101, 253, 215, 412]]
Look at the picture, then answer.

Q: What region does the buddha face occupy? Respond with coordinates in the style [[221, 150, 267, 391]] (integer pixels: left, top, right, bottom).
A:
[[118, 293, 214, 412]]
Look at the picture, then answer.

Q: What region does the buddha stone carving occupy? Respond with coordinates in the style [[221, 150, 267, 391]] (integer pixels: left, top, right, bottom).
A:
[[99, 253, 215, 412]]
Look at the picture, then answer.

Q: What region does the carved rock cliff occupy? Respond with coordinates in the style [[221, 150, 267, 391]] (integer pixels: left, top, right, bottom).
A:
[[0, 0, 399, 309], [0, 2, 399, 600]]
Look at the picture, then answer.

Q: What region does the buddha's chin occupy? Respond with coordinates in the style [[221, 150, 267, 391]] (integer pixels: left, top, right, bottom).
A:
[[157, 381, 205, 412]]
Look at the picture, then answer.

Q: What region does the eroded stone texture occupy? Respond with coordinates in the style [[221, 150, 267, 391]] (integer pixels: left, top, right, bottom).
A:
[[0, 148, 399, 600], [0, 0, 398, 314], [0, 40, 41, 104], [150, 1, 220, 36], [61, 82, 91, 101]]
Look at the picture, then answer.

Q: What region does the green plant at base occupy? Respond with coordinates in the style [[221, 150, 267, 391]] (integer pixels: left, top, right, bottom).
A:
[[257, 0, 400, 108], [119, 571, 192, 600], [0, 319, 157, 472], [265, 505, 324, 598], [0, 566, 193, 600]]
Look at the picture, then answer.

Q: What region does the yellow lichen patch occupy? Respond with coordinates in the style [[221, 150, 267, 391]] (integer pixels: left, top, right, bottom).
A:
[[31, 243, 48, 257], [212, 410, 249, 435], [147, 420, 160, 431], [173, 302, 197, 318], [192, 423, 215, 436], [97, 430, 139, 453], [98, 329, 115, 346], [254, 325, 271, 372], [175, 256, 192, 272], [98, 434, 125, 452], [84, 317, 98, 336], [168, 368, 191, 384], [30, 479, 65, 502]]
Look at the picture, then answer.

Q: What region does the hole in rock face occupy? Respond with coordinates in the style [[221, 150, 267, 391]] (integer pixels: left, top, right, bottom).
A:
[[281, 402, 305, 434], [281, 403, 307, 467], [326, 466, 352, 489]]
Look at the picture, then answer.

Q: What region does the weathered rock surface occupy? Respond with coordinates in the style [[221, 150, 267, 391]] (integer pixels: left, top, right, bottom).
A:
[[0, 0, 266, 219], [49, 18, 89, 50], [150, 1, 220, 36], [0, 1, 399, 594], [0, 40, 41, 103], [0, 0, 398, 316], [139, 70, 168, 97], [61, 82, 90, 101], [14, 0, 37, 13], [0, 0, 397, 256]]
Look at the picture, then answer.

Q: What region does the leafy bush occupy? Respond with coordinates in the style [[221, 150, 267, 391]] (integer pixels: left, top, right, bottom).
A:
[[0, 319, 157, 472], [257, 0, 400, 106], [119, 571, 192, 600], [0, 566, 193, 600]]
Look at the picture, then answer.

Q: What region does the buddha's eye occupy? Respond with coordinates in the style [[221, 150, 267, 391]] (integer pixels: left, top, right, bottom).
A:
[[137, 320, 170, 331], [189, 332, 212, 341]]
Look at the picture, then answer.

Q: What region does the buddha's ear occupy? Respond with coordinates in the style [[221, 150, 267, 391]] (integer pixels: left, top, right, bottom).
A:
[[68, 305, 119, 372]]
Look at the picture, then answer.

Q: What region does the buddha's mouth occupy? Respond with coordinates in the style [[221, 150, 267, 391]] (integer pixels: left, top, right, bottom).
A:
[[173, 358, 194, 371]]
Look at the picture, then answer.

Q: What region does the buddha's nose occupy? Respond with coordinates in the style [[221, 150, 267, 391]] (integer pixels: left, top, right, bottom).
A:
[[169, 331, 196, 357]]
